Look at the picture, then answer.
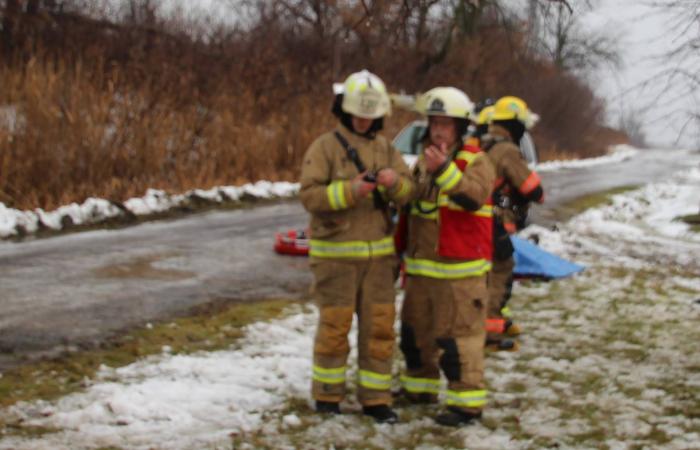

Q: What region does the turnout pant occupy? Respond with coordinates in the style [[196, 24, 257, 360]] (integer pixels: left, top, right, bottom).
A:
[[400, 274, 488, 414], [487, 256, 515, 319], [310, 257, 396, 406]]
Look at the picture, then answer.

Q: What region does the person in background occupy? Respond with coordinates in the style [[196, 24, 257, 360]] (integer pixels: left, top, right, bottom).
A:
[[481, 96, 544, 351]]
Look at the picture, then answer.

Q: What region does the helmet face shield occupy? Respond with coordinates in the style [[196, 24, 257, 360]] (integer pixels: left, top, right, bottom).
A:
[[417, 87, 474, 120], [339, 70, 391, 119], [344, 88, 388, 119]]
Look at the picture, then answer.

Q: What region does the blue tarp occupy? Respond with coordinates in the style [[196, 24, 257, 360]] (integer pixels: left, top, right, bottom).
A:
[[512, 236, 585, 280]]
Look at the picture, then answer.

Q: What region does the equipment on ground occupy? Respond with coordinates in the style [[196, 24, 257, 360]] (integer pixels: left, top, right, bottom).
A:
[[510, 235, 584, 280]]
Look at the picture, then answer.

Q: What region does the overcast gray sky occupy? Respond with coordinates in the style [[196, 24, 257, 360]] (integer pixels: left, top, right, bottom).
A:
[[581, 0, 695, 147]]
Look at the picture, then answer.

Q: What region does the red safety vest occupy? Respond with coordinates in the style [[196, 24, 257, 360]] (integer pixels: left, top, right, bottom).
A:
[[437, 144, 494, 261]]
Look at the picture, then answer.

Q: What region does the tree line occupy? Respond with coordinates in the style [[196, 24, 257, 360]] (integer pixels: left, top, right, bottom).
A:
[[0, 0, 629, 210]]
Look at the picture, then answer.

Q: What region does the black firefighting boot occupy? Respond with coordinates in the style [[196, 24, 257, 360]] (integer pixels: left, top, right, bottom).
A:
[[485, 337, 520, 352], [315, 401, 341, 415], [398, 389, 438, 405], [362, 404, 399, 424], [435, 407, 482, 427], [406, 392, 439, 404]]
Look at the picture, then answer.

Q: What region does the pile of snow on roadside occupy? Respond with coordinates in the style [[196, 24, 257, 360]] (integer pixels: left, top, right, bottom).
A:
[[0, 144, 647, 239], [0, 181, 299, 239], [535, 144, 638, 172]]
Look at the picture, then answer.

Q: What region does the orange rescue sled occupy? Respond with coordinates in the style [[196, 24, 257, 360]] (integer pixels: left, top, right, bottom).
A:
[[274, 229, 309, 256]]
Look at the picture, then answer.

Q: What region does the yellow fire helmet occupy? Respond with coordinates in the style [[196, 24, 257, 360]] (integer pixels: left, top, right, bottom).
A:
[[418, 86, 474, 120], [339, 70, 392, 119], [476, 105, 495, 126], [491, 96, 539, 129]]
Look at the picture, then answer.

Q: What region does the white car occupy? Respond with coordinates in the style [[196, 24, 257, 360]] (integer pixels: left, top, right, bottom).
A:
[[393, 120, 539, 167]]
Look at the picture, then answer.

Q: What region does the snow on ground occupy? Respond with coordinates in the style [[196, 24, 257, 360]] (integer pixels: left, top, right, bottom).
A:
[[535, 144, 638, 172], [0, 182, 300, 239], [2, 161, 700, 449]]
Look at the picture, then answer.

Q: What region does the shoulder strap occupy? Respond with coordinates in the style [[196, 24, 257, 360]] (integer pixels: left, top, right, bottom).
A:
[[333, 131, 387, 211], [334, 131, 367, 173]]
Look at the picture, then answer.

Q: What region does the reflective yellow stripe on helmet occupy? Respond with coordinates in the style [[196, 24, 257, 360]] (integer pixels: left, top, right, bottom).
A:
[[400, 375, 441, 394], [312, 365, 346, 384], [445, 389, 487, 408], [309, 237, 395, 258], [326, 181, 349, 210], [435, 161, 463, 191], [405, 257, 492, 279], [358, 370, 392, 390]]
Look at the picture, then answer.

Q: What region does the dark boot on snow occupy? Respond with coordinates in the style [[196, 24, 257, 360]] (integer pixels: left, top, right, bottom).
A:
[[485, 337, 520, 352], [435, 407, 482, 427], [362, 404, 399, 424], [504, 319, 522, 336], [400, 389, 438, 404], [315, 401, 341, 415]]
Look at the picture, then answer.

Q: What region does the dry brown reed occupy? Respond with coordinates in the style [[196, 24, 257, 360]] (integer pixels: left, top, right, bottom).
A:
[[0, 2, 626, 211]]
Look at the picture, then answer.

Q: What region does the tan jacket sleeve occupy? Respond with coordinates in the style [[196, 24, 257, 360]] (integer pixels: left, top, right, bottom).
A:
[[382, 147, 415, 206], [434, 153, 496, 209], [501, 148, 544, 203], [299, 138, 356, 213]]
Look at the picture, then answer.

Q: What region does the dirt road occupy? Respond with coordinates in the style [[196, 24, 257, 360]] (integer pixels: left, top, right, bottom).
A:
[[0, 148, 694, 369]]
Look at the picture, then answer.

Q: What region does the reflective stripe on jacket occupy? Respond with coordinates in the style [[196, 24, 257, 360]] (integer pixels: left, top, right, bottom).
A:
[[309, 236, 395, 258], [404, 257, 492, 278]]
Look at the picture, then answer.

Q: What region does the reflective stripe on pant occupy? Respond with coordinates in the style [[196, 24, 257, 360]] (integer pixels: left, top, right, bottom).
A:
[[487, 256, 515, 319], [446, 389, 487, 408], [310, 257, 396, 406], [400, 374, 441, 394], [400, 274, 488, 413]]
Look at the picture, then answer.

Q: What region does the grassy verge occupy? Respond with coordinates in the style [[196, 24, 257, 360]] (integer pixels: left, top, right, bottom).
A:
[[552, 185, 640, 221], [0, 299, 296, 413], [676, 213, 700, 232]]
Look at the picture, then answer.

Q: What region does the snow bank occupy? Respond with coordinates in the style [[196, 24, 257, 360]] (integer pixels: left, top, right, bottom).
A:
[[535, 144, 639, 172], [1, 144, 652, 240], [0, 182, 300, 239]]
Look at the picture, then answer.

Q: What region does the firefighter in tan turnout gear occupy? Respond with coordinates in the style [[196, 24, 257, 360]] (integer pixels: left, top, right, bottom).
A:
[[397, 87, 496, 427], [482, 96, 544, 350], [299, 70, 413, 423]]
